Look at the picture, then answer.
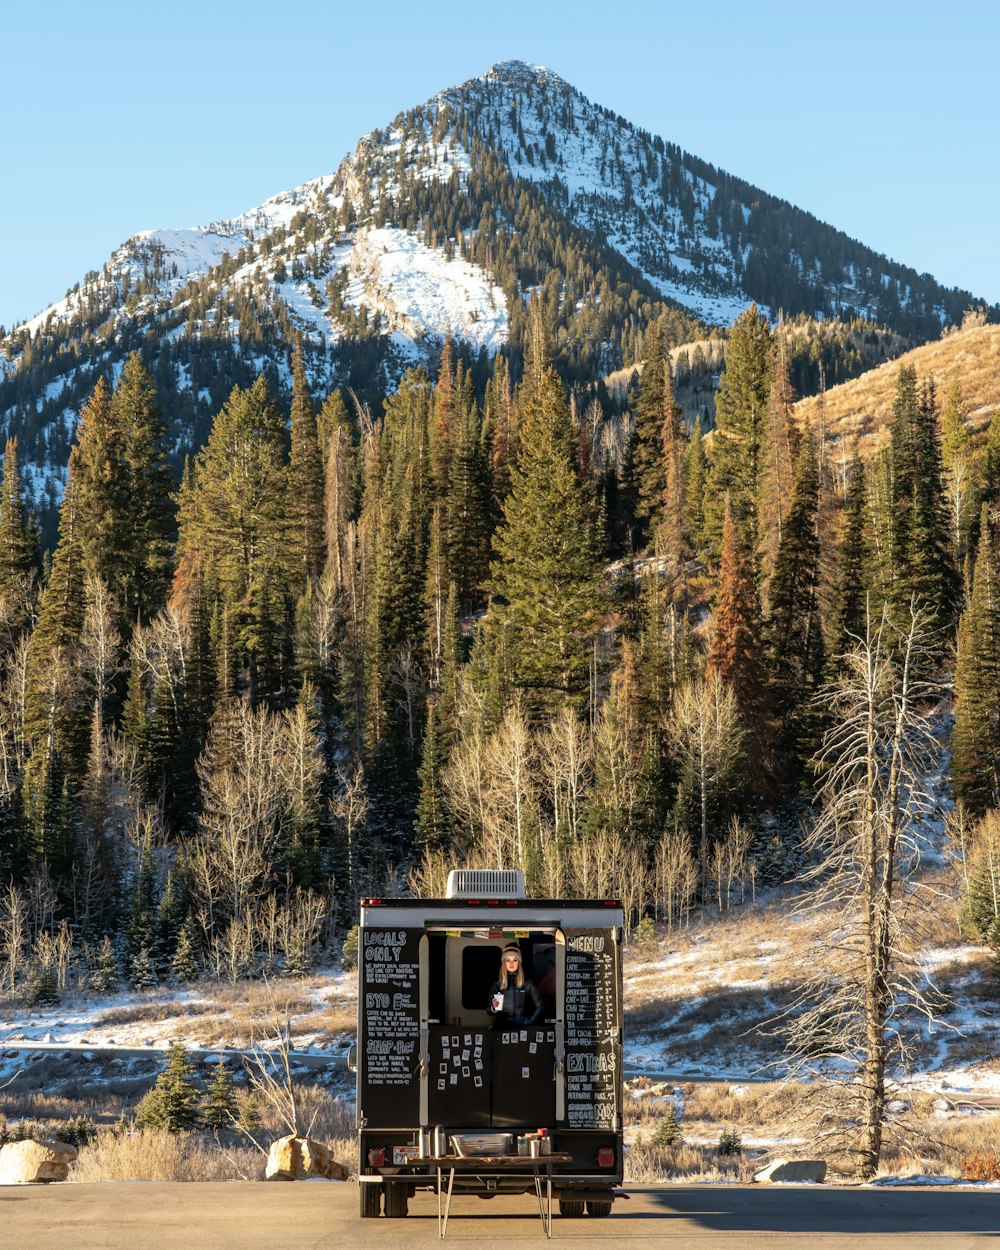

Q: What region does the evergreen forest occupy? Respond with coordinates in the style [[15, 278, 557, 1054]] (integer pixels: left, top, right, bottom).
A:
[[2, 294, 1000, 1019]]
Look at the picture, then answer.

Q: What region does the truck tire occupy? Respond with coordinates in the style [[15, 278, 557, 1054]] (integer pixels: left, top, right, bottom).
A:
[[559, 1199, 585, 1217], [586, 1199, 613, 1217], [358, 1180, 381, 1218], [384, 1184, 409, 1217]]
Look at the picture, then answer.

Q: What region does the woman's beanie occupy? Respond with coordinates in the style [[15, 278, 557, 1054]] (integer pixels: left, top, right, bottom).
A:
[[502, 943, 522, 960]]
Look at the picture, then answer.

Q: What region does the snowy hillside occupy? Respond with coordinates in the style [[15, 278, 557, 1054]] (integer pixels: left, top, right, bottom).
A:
[[0, 58, 992, 521]]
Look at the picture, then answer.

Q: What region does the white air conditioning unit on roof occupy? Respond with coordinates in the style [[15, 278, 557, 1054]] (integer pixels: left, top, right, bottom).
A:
[[445, 869, 525, 899]]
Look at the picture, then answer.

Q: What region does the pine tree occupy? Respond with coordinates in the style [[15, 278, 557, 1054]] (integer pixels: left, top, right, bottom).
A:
[[136, 1042, 203, 1132], [486, 334, 607, 715], [430, 335, 457, 497], [826, 460, 868, 670], [952, 509, 1000, 813], [766, 436, 823, 773], [130, 944, 158, 990], [705, 304, 773, 555], [758, 331, 799, 606], [706, 507, 771, 792], [657, 363, 687, 581], [0, 437, 36, 599], [484, 352, 517, 517], [415, 696, 450, 849], [72, 361, 173, 630], [887, 367, 959, 635], [446, 384, 491, 611], [940, 381, 977, 566], [287, 343, 325, 585], [88, 934, 119, 994], [170, 913, 201, 983], [631, 323, 669, 542], [681, 415, 707, 556], [319, 390, 357, 592], [107, 353, 174, 623], [202, 1056, 237, 1131], [178, 377, 290, 702]]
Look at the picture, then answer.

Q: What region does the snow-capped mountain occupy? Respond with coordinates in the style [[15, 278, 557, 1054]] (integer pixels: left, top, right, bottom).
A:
[[0, 60, 992, 516]]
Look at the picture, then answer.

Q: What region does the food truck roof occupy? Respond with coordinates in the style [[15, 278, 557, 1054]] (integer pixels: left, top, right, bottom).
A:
[[359, 898, 624, 926]]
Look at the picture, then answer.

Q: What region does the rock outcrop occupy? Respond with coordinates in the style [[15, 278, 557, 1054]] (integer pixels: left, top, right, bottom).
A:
[[265, 1135, 348, 1181], [0, 1138, 78, 1184], [753, 1158, 827, 1184]]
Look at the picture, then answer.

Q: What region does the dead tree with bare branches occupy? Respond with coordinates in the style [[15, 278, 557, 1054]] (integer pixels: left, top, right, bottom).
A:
[[782, 601, 945, 1180]]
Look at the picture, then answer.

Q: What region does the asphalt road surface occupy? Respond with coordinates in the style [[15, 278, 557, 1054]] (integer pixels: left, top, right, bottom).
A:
[[3, 1181, 998, 1249]]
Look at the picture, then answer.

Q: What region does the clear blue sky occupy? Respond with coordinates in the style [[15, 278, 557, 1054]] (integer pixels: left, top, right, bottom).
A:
[[2, 0, 997, 330]]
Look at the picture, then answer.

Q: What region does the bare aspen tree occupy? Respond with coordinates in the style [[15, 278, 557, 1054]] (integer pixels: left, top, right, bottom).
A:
[[724, 815, 754, 907], [408, 844, 457, 899], [783, 602, 942, 1180], [192, 701, 285, 928], [655, 830, 697, 929], [944, 799, 974, 897], [668, 677, 743, 881], [538, 705, 592, 846], [304, 569, 342, 679], [80, 574, 124, 729], [387, 642, 423, 754], [26, 868, 57, 940], [443, 718, 489, 846], [0, 882, 27, 993], [331, 763, 370, 899], [481, 701, 538, 872], [960, 809, 1000, 946], [0, 636, 31, 796]]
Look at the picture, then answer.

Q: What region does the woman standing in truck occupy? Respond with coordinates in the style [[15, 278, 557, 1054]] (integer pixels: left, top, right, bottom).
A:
[[488, 943, 543, 1025]]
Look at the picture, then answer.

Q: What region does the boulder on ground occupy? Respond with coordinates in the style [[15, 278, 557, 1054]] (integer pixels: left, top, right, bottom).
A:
[[0, 1139, 78, 1184], [753, 1157, 827, 1184], [265, 1135, 347, 1181]]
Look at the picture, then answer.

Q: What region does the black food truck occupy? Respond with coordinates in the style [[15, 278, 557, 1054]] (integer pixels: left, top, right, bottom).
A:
[[355, 869, 624, 1225]]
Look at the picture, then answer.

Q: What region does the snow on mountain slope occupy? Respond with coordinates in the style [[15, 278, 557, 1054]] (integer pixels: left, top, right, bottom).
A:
[[346, 227, 507, 352], [442, 62, 760, 324], [20, 176, 339, 341]]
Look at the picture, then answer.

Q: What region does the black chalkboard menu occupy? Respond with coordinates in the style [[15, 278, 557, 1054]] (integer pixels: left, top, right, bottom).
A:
[[359, 926, 422, 1127], [562, 928, 620, 1130]]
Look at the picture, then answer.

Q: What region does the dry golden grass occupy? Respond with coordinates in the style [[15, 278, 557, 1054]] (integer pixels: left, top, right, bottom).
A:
[[68, 1084, 357, 1182], [795, 320, 1000, 457], [96, 1001, 214, 1027], [624, 1073, 1000, 1182], [71, 1129, 265, 1182]]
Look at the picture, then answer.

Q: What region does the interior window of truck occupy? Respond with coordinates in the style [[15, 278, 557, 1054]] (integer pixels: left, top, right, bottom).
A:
[[461, 945, 503, 1009]]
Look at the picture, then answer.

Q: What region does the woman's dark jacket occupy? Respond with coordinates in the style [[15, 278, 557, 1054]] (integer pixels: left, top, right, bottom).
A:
[[487, 979, 543, 1025]]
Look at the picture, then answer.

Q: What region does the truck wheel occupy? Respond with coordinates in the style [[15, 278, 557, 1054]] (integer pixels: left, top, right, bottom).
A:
[[586, 1199, 613, 1217], [358, 1180, 381, 1218], [384, 1184, 409, 1217], [559, 1199, 585, 1217]]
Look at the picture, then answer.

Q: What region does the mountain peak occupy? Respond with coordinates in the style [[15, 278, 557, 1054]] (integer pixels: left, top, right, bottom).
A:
[[477, 60, 568, 91]]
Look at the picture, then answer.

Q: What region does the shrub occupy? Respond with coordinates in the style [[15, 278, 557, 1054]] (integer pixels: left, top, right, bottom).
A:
[[88, 936, 120, 994], [0, 1119, 45, 1146], [135, 1042, 203, 1133], [633, 916, 656, 946], [341, 925, 359, 971], [717, 1128, 743, 1156], [54, 1116, 98, 1147], [651, 1107, 683, 1148], [25, 963, 59, 1006], [962, 1151, 1000, 1181]]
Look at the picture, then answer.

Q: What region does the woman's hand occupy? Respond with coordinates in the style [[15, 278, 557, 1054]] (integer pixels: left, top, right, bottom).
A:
[[492, 992, 503, 1012]]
